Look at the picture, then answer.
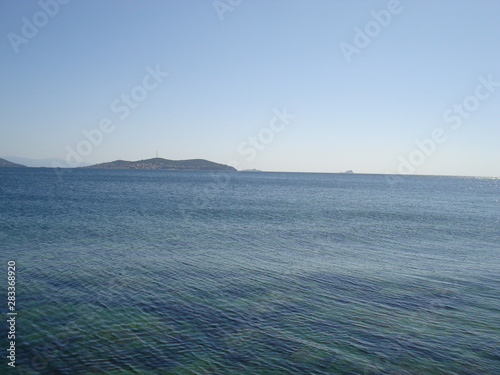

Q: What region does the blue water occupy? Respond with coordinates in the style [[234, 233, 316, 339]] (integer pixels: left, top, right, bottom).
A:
[[1, 168, 499, 374]]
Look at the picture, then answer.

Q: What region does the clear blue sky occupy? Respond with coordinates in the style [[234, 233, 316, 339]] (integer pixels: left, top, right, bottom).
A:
[[1, 0, 499, 176]]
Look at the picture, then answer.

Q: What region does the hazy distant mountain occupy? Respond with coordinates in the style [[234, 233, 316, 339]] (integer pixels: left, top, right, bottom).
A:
[[84, 158, 237, 171], [2, 156, 91, 168], [0, 158, 27, 168]]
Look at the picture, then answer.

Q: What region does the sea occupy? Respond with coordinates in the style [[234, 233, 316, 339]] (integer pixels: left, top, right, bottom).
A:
[[0, 168, 499, 375]]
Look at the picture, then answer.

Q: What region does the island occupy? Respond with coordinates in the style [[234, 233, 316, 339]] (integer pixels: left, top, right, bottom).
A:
[[0, 158, 27, 168], [83, 158, 237, 171]]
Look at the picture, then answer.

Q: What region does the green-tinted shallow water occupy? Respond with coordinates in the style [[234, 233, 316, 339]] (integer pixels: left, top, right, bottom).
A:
[[1, 168, 499, 374]]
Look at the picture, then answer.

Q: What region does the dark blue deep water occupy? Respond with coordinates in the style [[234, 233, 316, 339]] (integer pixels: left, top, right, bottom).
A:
[[1, 168, 499, 374]]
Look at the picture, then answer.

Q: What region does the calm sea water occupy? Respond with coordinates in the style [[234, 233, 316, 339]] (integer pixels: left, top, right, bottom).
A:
[[1, 168, 499, 374]]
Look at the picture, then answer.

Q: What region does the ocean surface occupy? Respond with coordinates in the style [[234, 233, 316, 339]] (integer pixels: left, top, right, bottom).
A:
[[1, 168, 499, 375]]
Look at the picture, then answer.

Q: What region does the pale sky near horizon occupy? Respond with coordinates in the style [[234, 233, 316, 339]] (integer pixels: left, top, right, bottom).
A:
[[1, 0, 499, 176]]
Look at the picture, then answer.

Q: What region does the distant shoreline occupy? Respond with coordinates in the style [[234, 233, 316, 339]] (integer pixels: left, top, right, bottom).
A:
[[1, 166, 498, 179]]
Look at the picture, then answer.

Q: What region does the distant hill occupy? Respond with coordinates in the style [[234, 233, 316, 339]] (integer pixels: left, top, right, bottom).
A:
[[84, 158, 237, 171], [0, 158, 27, 168]]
